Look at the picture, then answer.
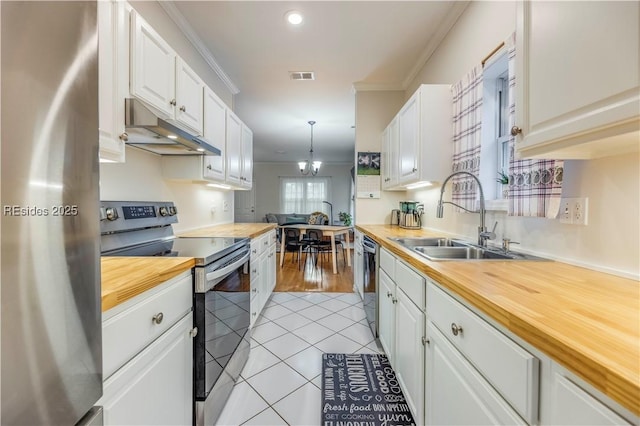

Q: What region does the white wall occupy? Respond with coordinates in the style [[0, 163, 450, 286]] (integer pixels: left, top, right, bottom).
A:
[[354, 90, 407, 224], [100, 146, 234, 233], [354, 1, 640, 278], [253, 162, 353, 224]]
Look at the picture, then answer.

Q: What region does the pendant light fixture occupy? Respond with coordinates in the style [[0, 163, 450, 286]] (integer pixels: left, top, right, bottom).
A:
[[298, 120, 321, 176]]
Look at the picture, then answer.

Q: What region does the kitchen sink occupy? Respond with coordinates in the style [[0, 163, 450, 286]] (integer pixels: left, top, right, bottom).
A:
[[389, 237, 467, 247], [389, 236, 547, 261]]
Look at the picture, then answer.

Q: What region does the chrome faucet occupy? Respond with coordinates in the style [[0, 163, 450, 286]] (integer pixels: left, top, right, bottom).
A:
[[436, 171, 496, 247]]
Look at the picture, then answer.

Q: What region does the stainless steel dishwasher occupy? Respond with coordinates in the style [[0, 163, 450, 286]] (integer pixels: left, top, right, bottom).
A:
[[363, 236, 379, 337]]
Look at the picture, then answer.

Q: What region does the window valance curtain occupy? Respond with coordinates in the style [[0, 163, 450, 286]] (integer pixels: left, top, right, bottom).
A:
[[451, 64, 484, 212], [506, 33, 564, 218]]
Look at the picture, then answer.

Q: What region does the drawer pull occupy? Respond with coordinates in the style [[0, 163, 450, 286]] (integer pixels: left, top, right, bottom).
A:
[[252, 312, 257, 317], [392, 297, 397, 304], [252, 288, 258, 293], [387, 291, 392, 298], [152, 312, 164, 325], [189, 327, 198, 338], [451, 323, 463, 336]]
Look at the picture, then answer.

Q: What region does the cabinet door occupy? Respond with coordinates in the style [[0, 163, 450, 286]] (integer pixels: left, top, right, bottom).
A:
[[515, 1, 639, 159], [175, 57, 204, 133], [395, 289, 425, 424], [225, 110, 242, 185], [130, 10, 176, 118], [98, 0, 127, 162], [203, 87, 226, 180], [378, 269, 396, 366], [397, 92, 419, 183], [354, 246, 363, 298], [101, 314, 193, 426], [549, 372, 632, 425], [381, 117, 400, 190], [425, 322, 526, 426], [240, 124, 253, 188], [267, 242, 276, 293]]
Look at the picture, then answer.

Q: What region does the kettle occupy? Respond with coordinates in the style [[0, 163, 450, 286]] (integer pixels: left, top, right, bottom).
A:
[[390, 209, 401, 226]]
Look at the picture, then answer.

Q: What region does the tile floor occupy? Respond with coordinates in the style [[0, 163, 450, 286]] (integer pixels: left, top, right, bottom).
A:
[[216, 291, 381, 426]]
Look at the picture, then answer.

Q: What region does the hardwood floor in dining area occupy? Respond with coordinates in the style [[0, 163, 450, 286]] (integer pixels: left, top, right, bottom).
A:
[[275, 249, 354, 293]]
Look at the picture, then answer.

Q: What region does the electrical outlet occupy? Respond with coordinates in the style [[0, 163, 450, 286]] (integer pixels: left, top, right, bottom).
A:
[[573, 197, 588, 225], [559, 198, 574, 224], [222, 200, 229, 212]]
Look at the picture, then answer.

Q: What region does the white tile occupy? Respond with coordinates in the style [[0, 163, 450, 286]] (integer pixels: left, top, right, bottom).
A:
[[318, 298, 352, 312], [216, 381, 268, 426], [264, 300, 279, 309], [250, 338, 261, 349], [273, 382, 322, 426], [262, 333, 311, 359], [270, 292, 299, 304], [251, 321, 288, 344], [311, 374, 322, 390], [246, 362, 307, 405], [253, 314, 271, 328], [242, 408, 287, 426], [292, 321, 334, 345], [314, 333, 362, 354], [334, 292, 363, 305], [272, 312, 313, 331], [339, 322, 375, 346], [279, 297, 314, 312], [297, 292, 332, 304], [284, 346, 324, 380], [298, 305, 333, 321], [241, 345, 281, 379], [336, 305, 367, 322], [316, 313, 354, 332], [261, 304, 294, 321]]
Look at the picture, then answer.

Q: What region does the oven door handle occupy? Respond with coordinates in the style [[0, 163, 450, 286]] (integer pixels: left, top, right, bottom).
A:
[[205, 250, 250, 282]]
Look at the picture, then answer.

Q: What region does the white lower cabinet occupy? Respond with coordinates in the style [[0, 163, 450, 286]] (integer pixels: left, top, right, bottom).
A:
[[377, 247, 426, 424], [425, 321, 526, 425], [99, 271, 195, 425], [250, 230, 276, 327]]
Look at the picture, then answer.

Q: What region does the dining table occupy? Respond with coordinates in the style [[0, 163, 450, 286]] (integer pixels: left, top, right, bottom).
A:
[[278, 224, 352, 274]]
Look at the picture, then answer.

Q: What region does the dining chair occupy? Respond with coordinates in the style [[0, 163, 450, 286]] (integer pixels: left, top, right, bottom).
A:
[[282, 228, 309, 270]]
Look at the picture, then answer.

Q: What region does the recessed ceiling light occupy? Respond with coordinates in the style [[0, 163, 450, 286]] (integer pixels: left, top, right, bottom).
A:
[[167, 134, 178, 140], [285, 10, 303, 25]]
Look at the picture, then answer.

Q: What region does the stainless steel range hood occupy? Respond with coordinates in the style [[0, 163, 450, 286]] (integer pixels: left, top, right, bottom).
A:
[[124, 98, 221, 156]]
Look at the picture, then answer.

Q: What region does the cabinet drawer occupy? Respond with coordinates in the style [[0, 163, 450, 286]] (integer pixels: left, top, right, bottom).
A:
[[267, 229, 277, 247], [103, 272, 192, 379], [427, 281, 539, 424], [395, 260, 424, 309], [379, 247, 395, 280]]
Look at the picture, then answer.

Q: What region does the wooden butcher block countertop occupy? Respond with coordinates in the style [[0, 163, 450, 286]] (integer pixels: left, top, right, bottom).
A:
[[178, 222, 276, 239], [101, 257, 195, 312], [357, 224, 640, 416]]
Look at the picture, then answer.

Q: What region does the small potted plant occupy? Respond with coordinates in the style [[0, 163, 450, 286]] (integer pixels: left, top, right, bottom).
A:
[[496, 170, 509, 198], [338, 211, 352, 226]]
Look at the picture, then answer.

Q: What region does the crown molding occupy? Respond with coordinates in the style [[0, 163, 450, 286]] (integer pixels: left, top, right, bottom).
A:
[[402, 1, 470, 89], [159, 1, 240, 95], [351, 82, 405, 93]]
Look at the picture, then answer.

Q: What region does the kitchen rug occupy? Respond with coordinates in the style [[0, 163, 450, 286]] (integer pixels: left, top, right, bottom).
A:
[[321, 353, 416, 426]]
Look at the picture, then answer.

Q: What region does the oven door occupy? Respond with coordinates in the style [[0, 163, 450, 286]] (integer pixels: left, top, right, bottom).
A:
[[193, 246, 251, 410]]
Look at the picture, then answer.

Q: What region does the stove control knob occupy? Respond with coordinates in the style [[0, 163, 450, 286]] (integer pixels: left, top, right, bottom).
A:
[[159, 206, 169, 217], [169, 206, 177, 216], [105, 207, 119, 221]]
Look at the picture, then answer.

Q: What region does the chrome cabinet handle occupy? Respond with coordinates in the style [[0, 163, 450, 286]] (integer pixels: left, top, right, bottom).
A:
[[252, 288, 257, 293], [387, 291, 392, 298], [511, 126, 522, 136], [451, 323, 463, 336], [392, 297, 397, 304], [252, 312, 257, 317], [152, 312, 164, 325], [189, 327, 198, 338], [119, 132, 128, 142], [207, 164, 212, 170], [169, 99, 176, 106], [180, 105, 186, 112]]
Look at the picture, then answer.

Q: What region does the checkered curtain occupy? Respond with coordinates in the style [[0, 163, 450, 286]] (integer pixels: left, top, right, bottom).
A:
[[507, 33, 564, 217], [451, 65, 484, 211]]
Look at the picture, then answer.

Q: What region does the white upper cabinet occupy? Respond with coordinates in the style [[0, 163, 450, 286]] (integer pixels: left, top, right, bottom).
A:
[[225, 109, 243, 185], [514, 1, 640, 159], [175, 57, 204, 132], [240, 124, 253, 189], [203, 87, 226, 181], [130, 10, 203, 135], [383, 84, 452, 190], [98, 0, 128, 163]]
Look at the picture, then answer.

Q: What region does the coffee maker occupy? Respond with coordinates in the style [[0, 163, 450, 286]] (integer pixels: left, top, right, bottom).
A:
[[392, 201, 424, 229]]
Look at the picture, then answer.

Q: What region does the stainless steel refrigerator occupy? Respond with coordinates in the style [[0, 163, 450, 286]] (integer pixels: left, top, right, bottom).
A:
[[1, 2, 103, 425]]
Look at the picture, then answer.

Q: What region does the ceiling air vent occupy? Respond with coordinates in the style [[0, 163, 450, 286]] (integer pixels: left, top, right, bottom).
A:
[[289, 71, 315, 81]]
